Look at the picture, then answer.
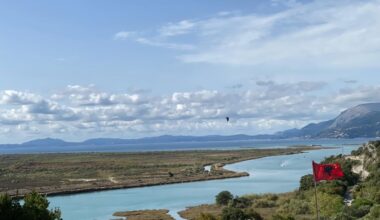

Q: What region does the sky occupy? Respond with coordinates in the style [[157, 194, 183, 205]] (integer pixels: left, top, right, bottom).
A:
[[1, 0, 380, 143]]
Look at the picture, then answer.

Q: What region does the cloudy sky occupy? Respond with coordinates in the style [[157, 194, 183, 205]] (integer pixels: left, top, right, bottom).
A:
[[1, 0, 380, 143]]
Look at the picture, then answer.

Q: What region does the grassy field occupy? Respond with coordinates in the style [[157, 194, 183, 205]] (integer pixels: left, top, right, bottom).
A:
[[113, 209, 174, 220], [0, 146, 319, 197], [178, 192, 298, 220]]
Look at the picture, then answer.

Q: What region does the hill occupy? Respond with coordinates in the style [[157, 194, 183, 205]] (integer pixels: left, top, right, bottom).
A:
[[278, 103, 380, 138]]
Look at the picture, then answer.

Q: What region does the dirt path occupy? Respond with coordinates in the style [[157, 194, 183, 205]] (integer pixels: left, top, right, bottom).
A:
[[109, 177, 119, 184]]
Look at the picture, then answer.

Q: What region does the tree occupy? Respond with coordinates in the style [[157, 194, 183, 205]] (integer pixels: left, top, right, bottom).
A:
[[0, 194, 23, 220], [0, 192, 61, 220], [216, 191, 233, 206]]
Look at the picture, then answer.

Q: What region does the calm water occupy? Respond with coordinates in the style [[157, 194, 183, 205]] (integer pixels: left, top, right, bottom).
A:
[[46, 141, 363, 220], [0, 138, 369, 154]]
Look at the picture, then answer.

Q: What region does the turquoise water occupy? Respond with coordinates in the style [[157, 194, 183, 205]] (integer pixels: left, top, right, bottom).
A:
[[48, 145, 360, 220]]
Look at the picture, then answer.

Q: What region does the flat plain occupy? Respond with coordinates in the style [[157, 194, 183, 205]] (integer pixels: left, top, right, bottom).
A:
[[0, 146, 320, 197]]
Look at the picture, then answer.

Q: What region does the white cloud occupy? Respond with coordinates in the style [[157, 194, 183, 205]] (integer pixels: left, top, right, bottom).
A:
[[114, 31, 137, 40], [0, 90, 41, 105], [159, 20, 196, 37], [180, 0, 380, 67], [1, 82, 379, 140], [135, 37, 195, 50], [117, 0, 380, 68]]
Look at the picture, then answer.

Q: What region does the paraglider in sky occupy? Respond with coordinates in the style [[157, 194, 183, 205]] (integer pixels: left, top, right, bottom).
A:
[[226, 117, 230, 123]]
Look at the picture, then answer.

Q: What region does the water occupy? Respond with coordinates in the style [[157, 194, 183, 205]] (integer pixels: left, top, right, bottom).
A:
[[0, 138, 369, 154], [47, 144, 361, 220]]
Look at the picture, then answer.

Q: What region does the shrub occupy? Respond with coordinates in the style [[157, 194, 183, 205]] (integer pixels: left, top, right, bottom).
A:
[[352, 198, 373, 209], [216, 191, 233, 206], [318, 180, 346, 196], [299, 174, 314, 191], [229, 197, 252, 209], [221, 207, 246, 220], [309, 192, 343, 218], [244, 209, 263, 220], [364, 205, 380, 219], [271, 214, 295, 220], [197, 213, 219, 220], [277, 198, 310, 215], [254, 199, 276, 208]]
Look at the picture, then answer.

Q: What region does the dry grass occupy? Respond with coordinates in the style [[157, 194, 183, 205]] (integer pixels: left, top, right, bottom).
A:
[[0, 147, 319, 196], [113, 209, 174, 220], [178, 204, 223, 220]]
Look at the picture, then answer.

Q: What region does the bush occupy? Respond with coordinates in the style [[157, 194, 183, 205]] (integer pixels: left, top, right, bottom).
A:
[[364, 205, 380, 219], [309, 192, 343, 218], [318, 180, 346, 196], [271, 214, 295, 220], [244, 209, 263, 220], [221, 207, 246, 220], [197, 213, 219, 220], [254, 199, 276, 208], [299, 174, 314, 191], [221, 206, 262, 220], [216, 191, 233, 206], [229, 197, 252, 209], [277, 198, 310, 215], [352, 198, 373, 209]]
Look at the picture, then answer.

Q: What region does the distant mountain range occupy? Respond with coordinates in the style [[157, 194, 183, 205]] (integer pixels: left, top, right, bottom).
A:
[[276, 103, 380, 138], [2, 103, 380, 148]]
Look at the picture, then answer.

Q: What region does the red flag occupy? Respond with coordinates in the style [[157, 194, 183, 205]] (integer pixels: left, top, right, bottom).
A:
[[312, 161, 344, 182]]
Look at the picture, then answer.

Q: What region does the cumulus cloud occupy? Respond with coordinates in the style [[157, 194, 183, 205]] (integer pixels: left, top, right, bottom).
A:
[[0, 82, 379, 141], [0, 90, 41, 105]]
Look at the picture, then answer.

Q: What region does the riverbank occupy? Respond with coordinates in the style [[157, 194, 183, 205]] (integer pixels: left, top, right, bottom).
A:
[[0, 146, 322, 197], [174, 141, 380, 220]]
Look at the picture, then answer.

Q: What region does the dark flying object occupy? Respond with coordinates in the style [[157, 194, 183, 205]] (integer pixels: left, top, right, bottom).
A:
[[226, 117, 230, 123]]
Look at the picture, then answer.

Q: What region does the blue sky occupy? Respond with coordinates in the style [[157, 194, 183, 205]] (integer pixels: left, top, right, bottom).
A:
[[1, 0, 380, 143]]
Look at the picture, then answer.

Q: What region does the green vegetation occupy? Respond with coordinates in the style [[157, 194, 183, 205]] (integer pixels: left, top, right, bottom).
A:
[[180, 140, 380, 220], [215, 191, 233, 206], [0, 191, 61, 220]]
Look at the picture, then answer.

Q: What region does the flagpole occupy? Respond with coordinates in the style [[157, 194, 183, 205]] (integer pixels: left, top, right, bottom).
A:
[[313, 178, 320, 220], [312, 161, 320, 220]]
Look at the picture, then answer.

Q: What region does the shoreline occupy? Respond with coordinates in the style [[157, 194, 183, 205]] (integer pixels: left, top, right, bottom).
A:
[[1, 146, 325, 199]]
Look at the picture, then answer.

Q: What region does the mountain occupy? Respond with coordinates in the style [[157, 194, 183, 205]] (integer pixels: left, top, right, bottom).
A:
[[0, 134, 268, 149], [279, 103, 380, 138], [2, 103, 380, 149], [21, 138, 74, 147]]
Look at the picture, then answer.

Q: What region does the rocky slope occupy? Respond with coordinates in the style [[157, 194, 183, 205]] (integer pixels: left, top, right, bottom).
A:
[[279, 103, 380, 138]]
